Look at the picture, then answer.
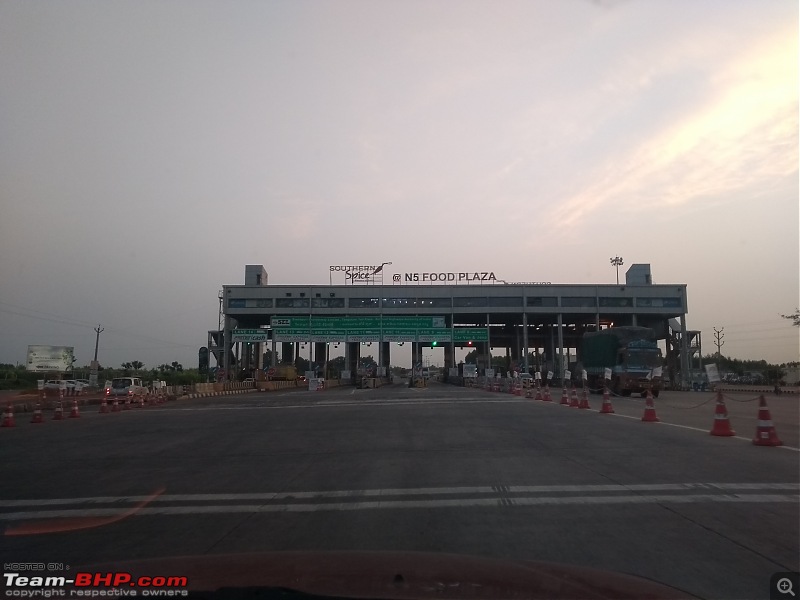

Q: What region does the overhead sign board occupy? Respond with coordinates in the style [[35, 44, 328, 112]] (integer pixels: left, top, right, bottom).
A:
[[452, 328, 489, 343], [230, 329, 268, 342], [26, 345, 74, 372], [271, 316, 468, 343]]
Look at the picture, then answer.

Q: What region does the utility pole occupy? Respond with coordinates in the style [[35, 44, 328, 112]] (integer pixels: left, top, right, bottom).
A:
[[610, 256, 624, 284], [93, 325, 104, 362], [713, 326, 724, 361]]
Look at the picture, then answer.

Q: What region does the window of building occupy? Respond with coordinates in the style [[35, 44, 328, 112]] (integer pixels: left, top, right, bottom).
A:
[[637, 297, 682, 308], [416, 298, 452, 308], [599, 297, 633, 307], [561, 297, 597, 307], [349, 297, 379, 308], [382, 298, 414, 308], [488, 296, 523, 307], [527, 297, 558, 307], [228, 299, 246, 308], [312, 297, 345, 308], [453, 297, 488, 307], [276, 297, 310, 308]]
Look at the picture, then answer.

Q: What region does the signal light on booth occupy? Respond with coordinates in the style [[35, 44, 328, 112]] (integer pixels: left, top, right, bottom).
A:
[[431, 341, 437, 347], [467, 341, 473, 346]]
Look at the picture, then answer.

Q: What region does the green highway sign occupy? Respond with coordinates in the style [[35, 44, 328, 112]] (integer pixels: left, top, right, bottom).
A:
[[453, 328, 489, 342], [231, 329, 268, 342], [268, 317, 487, 343], [270, 316, 445, 329]]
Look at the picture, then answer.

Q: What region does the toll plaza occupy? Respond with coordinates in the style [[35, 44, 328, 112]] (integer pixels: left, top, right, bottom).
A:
[[210, 264, 697, 389]]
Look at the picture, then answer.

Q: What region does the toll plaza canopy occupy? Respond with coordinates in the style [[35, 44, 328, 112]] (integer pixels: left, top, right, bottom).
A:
[[212, 264, 695, 387]]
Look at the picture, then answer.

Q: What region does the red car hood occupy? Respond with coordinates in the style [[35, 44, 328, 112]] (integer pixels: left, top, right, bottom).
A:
[[76, 551, 698, 599]]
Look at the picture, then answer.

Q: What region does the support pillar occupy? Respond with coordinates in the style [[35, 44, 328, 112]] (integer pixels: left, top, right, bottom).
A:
[[314, 343, 326, 375], [222, 316, 230, 382], [523, 313, 529, 373], [347, 342, 359, 378], [444, 344, 454, 370], [281, 342, 294, 364], [680, 314, 689, 391], [557, 313, 564, 385], [381, 342, 390, 375]]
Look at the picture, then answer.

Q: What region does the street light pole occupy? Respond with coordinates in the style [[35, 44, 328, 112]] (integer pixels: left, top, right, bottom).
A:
[[610, 256, 624, 284]]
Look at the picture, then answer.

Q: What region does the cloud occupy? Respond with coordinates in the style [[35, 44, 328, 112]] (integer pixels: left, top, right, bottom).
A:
[[548, 27, 798, 226]]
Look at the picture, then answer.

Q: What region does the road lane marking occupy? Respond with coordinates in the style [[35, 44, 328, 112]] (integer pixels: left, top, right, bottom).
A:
[[2, 493, 797, 521], [2, 483, 797, 508]]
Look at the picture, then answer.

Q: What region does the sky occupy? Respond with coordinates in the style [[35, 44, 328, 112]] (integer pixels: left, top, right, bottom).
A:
[[0, 0, 797, 370]]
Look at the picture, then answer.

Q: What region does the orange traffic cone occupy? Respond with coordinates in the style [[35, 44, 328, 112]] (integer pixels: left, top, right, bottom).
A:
[[1, 403, 15, 427], [753, 395, 782, 446], [138, 396, 144, 408], [68, 399, 80, 418], [543, 386, 552, 402], [99, 397, 109, 414], [31, 403, 44, 424], [579, 388, 591, 409], [709, 392, 735, 436], [569, 386, 580, 408], [111, 398, 120, 413], [599, 386, 614, 414], [560, 386, 570, 405], [123, 397, 132, 410], [52, 401, 64, 420], [534, 386, 543, 401], [641, 389, 659, 422]]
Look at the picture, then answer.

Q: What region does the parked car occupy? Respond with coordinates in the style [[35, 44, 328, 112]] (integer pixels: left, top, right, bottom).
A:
[[44, 380, 76, 390]]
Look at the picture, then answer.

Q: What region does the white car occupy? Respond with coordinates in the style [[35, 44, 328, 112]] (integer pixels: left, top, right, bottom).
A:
[[44, 380, 76, 390]]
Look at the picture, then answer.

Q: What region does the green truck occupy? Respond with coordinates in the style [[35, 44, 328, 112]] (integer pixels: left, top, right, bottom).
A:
[[580, 326, 663, 397]]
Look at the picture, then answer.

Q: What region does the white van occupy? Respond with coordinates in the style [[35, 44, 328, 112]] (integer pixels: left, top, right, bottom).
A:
[[105, 377, 146, 398]]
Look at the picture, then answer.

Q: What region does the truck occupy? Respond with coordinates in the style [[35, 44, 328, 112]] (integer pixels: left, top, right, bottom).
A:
[[579, 326, 662, 397], [267, 364, 299, 381]]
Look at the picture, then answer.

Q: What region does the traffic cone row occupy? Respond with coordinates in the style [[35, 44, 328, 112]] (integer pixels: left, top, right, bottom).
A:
[[534, 386, 543, 401], [569, 386, 580, 408], [641, 389, 659, 422], [599, 387, 614, 413], [2, 403, 15, 427], [30, 403, 44, 424], [579, 388, 591, 410], [560, 386, 570, 406], [543, 386, 552, 402], [99, 398, 109, 414], [709, 392, 734, 436], [69, 399, 80, 418], [53, 401, 64, 420], [753, 395, 782, 446]]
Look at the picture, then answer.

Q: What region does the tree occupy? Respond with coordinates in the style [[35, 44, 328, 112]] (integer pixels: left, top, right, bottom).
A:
[[781, 309, 800, 327], [131, 360, 144, 372], [326, 356, 346, 377], [171, 361, 183, 372], [262, 350, 277, 366], [294, 356, 309, 373]]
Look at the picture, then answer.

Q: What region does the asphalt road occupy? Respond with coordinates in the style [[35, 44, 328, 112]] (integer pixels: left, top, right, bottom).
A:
[[2, 382, 798, 599]]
